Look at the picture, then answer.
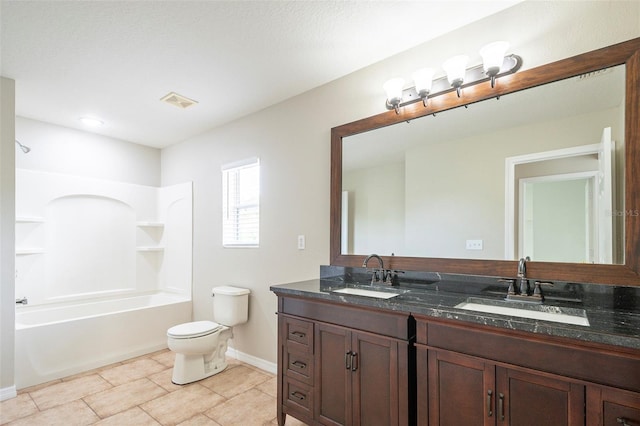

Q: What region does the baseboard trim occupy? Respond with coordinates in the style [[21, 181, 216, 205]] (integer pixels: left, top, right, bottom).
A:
[[0, 385, 17, 401], [226, 347, 276, 375]]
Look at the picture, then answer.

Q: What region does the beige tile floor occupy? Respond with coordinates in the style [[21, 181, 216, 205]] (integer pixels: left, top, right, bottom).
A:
[[1, 349, 308, 426]]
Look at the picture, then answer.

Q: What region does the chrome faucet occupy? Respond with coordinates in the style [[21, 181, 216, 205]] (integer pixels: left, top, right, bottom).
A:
[[16, 297, 28, 305]]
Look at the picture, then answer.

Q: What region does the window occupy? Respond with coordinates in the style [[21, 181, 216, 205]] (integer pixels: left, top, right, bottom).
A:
[[222, 158, 260, 247]]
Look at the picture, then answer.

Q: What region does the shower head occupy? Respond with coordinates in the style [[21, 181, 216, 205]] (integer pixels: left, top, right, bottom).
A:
[[15, 140, 30, 153]]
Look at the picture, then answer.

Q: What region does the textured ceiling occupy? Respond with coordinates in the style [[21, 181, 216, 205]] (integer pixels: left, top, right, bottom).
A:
[[1, 1, 520, 148]]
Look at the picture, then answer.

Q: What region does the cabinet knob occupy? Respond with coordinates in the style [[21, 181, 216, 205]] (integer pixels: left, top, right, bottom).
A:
[[617, 418, 630, 426]]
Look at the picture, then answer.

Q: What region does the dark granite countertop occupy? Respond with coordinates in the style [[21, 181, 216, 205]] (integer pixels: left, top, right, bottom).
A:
[[270, 267, 640, 351]]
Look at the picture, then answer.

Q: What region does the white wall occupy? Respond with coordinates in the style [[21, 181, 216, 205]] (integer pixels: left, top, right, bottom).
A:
[[161, 1, 640, 364], [1, 77, 17, 400], [15, 117, 161, 186]]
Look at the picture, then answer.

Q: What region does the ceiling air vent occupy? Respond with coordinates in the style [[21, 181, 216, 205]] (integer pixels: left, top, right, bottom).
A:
[[160, 92, 198, 109]]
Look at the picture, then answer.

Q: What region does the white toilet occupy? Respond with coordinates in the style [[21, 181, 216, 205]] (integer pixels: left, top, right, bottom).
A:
[[167, 286, 250, 385]]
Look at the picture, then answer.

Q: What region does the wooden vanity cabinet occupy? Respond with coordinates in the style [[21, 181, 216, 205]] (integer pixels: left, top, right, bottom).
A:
[[587, 385, 640, 426], [422, 348, 585, 425], [276, 295, 414, 426], [415, 317, 640, 426]]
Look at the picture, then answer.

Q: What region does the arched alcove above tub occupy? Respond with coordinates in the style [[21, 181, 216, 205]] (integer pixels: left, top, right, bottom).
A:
[[45, 194, 136, 300]]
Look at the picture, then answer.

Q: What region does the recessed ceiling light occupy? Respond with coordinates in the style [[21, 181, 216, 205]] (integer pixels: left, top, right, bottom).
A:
[[79, 116, 104, 127]]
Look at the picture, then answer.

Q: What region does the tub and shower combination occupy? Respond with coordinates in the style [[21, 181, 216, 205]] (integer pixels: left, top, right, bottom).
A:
[[15, 293, 191, 389], [15, 170, 194, 389]]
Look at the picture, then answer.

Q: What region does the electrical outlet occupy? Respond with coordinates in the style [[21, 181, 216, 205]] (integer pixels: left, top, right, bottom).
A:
[[466, 239, 483, 250], [297, 235, 306, 250]]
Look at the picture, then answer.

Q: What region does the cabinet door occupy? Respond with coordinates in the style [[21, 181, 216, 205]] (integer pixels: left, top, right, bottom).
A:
[[352, 331, 400, 426], [427, 349, 495, 426], [496, 367, 585, 426], [316, 322, 352, 426], [587, 385, 640, 426]]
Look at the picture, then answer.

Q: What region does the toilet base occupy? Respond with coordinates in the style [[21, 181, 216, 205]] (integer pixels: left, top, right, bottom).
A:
[[170, 330, 232, 385]]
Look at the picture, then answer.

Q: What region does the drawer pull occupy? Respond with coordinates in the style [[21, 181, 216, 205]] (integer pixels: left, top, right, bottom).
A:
[[617, 418, 630, 426], [345, 351, 352, 370], [498, 393, 505, 421], [290, 391, 306, 401], [290, 331, 306, 339], [487, 390, 493, 417], [291, 360, 307, 370]]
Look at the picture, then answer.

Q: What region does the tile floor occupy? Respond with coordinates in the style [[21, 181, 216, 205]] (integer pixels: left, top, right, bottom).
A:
[[1, 349, 307, 426]]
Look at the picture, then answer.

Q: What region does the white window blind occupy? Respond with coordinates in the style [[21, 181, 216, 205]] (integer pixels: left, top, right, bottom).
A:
[[222, 158, 260, 247]]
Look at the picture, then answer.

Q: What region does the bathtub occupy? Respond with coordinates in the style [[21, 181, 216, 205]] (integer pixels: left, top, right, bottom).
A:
[[15, 292, 191, 389]]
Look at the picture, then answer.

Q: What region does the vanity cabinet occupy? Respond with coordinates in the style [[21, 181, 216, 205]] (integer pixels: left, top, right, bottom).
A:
[[415, 317, 640, 426], [423, 348, 584, 425], [275, 295, 414, 426], [587, 385, 640, 426], [316, 322, 405, 425]]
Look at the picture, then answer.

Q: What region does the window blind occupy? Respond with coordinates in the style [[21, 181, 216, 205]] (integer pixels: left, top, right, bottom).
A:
[[222, 158, 260, 247]]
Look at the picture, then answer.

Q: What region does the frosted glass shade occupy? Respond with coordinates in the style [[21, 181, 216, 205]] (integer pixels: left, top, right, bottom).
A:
[[442, 55, 469, 87], [480, 41, 510, 76], [383, 77, 405, 105], [412, 68, 435, 97]]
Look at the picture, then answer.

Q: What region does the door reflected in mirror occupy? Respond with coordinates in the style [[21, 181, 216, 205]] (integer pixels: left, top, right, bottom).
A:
[[341, 65, 625, 264]]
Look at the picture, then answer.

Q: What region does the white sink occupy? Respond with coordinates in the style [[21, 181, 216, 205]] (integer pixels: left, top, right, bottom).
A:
[[332, 287, 401, 299], [455, 299, 590, 326]]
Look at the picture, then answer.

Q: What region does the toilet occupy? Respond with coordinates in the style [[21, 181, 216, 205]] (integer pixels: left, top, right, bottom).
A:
[[167, 286, 250, 385]]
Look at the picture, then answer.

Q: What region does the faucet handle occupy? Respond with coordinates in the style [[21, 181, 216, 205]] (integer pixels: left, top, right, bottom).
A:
[[533, 281, 554, 299], [498, 278, 516, 295]]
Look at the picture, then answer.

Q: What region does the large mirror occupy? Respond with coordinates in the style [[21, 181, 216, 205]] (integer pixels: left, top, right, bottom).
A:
[[331, 38, 640, 286]]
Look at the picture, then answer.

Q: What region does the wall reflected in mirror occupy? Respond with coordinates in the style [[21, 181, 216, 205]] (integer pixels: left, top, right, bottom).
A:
[[341, 65, 625, 264]]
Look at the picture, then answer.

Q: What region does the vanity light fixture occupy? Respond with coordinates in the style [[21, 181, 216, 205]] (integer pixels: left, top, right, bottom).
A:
[[383, 77, 405, 113], [442, 55, 469, 97], [480, 41, 510, 88], [384, 41, 522, 114], [412, 68, 435, 106]]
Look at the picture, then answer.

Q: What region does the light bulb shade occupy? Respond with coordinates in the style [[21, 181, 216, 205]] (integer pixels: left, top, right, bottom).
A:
[[442, 55, 469, 87], [383, 77, 405, 105], [480, 41, 509, 76], [412, 68, 435, 98]]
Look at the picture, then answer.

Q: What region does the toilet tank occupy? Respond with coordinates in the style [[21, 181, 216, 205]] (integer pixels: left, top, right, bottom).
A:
[[211, 286, 250, 326]]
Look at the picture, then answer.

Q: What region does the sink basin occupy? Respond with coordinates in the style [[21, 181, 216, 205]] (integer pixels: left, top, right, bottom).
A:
[[332, 287, 402, 299], [455, 298, 590, 326]]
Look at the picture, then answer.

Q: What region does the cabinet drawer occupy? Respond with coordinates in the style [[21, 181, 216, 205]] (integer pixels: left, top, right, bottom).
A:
[[284, 317, 313, 353], [286, 349, 313, 385], [604, 401, 640, 426], [284, 377, 314, 418]]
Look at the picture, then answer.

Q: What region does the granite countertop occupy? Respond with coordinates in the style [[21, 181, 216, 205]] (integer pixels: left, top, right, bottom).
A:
[[270, 274, 640, 351]]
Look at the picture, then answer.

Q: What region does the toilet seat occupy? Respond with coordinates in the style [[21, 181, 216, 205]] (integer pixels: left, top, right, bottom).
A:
[[167, 320, 222, 339]]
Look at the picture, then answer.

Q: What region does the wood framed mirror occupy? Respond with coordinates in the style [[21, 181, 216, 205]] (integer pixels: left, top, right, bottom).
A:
[[330, 38, 640, 286]]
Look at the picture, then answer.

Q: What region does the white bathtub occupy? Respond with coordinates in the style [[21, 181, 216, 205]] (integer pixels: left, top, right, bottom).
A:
[[15, 292, 191, 389]]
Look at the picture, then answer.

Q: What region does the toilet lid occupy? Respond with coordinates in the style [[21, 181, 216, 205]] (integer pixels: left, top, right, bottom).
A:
[[167, 320, 222, 338]]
